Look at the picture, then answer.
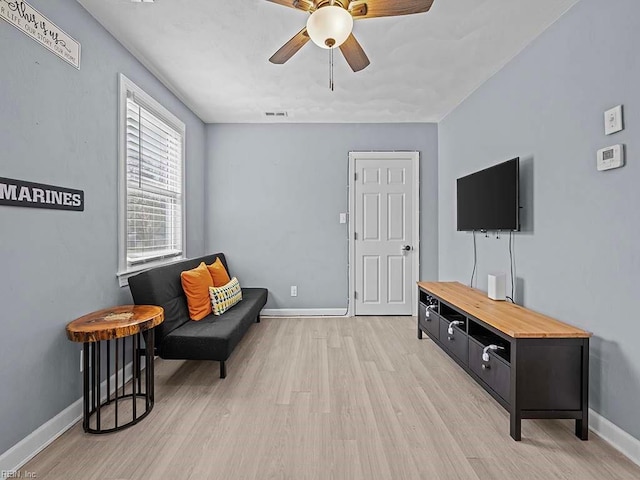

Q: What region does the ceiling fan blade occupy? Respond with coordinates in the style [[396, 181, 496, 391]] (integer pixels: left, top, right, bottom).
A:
[[339, 34, 370, 72], [269, 28, 312, 64], [264, 0, 315, 13], [349, 0, 435, 19]]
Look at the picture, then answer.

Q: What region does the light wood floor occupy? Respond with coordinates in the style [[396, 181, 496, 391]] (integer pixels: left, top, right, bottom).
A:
[[24, 316, 640, 479]]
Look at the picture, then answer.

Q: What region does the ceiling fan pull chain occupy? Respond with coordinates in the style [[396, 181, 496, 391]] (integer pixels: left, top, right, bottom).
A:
[[329, 47, 334, 91]]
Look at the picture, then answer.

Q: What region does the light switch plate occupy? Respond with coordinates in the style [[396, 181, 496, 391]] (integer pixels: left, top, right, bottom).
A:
[[339, 213, 347, 224], [604, 105, 623, 135], [597, 144, 624, 171]]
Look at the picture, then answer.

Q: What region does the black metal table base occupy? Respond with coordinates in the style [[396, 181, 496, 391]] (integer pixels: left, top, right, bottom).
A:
[[82, 330, 155, 434]]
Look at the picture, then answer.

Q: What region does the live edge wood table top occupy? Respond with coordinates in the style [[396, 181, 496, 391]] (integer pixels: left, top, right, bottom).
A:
[[418, 281, 591, 339], [66, 305, 164, 343]]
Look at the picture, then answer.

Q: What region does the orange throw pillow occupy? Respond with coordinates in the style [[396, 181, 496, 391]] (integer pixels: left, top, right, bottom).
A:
[[180, 262, 214, 320], [207, 257, 231, 287]]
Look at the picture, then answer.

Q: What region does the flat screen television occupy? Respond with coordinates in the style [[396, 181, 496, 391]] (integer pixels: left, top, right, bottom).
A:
[[457, 158, 520, 231]]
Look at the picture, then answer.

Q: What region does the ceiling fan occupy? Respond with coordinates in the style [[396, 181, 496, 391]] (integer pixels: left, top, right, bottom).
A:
[[267, 0, 436, 73]]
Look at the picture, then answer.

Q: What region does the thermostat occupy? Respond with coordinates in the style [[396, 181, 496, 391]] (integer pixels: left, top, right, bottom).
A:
[[597, 144, 624, 171]]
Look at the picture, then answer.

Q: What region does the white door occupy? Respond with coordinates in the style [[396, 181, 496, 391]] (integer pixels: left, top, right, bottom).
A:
[[350, 152, 419, 316]]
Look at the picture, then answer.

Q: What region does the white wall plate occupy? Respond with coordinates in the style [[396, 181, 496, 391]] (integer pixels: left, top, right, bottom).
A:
[[604, 105, 623, 135]]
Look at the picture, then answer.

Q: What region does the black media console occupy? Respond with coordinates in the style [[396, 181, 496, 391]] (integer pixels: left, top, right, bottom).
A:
[[418, 282, 591, 441]]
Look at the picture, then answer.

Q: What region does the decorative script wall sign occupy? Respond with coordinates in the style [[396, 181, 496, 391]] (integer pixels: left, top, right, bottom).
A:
[[0, 177, 84, 212], [0, 0, 81, 69]]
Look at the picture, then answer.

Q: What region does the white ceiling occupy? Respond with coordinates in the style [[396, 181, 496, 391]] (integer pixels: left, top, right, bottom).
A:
[[77, 0, 580, 123]]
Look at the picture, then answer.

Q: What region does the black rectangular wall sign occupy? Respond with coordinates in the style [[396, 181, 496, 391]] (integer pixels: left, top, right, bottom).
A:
[[0, 177, 84, 212]]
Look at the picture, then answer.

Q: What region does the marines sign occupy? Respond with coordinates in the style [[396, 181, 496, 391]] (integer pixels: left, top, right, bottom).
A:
[[0, 177, 84, 212]]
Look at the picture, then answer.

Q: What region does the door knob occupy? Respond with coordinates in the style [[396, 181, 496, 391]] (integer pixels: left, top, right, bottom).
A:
[[402, 245, 412, 251]]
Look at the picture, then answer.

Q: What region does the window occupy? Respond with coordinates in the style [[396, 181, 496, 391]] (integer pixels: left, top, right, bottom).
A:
[[117, 74, 186, 286]]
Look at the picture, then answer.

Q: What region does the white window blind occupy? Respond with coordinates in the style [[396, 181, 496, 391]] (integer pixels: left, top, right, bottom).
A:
[[126, 95, 183, 265], [124, 91, 183, 267], [117, 74, 186, 285]]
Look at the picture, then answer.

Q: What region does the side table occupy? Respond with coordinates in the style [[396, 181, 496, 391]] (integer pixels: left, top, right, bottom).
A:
[[66, 305, 164, 434]]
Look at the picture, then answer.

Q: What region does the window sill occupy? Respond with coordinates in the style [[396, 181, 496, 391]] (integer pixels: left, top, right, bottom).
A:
[[117, 255, 185, 288]]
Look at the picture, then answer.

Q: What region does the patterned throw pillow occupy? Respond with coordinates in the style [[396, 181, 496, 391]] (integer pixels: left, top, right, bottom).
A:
[[209, 277, 243, 316]]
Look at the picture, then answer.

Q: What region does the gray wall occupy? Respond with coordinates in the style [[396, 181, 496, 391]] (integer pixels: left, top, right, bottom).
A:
[[206, 123, 438, 310], [0, 0, 205, 456], [438, 0, 640, 439]]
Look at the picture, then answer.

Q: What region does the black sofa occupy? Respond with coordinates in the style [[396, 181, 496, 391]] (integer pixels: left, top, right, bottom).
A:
[[128, 253, 268, 378]]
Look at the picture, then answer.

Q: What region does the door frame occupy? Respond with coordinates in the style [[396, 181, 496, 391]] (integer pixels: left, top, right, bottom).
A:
[[347, 151, 420, 317]]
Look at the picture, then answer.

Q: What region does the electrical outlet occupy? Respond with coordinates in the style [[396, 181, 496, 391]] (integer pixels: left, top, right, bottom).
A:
[[290, 285, 298, 297], [80, 349, 91, 372]]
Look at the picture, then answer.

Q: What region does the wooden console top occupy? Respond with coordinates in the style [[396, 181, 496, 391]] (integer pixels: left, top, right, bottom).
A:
[[418, 282, 591, 339]]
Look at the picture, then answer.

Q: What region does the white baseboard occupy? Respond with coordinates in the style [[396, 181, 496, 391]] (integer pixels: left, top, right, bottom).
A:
[[0, 398, 83, 475], [590, 408, 640, 467], [261, 308, 347, 317], [0, 360, 139, 473]]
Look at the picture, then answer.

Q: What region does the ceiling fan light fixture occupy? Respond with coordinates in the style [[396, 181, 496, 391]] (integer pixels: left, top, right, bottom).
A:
[[306, 5, 353, 49]]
